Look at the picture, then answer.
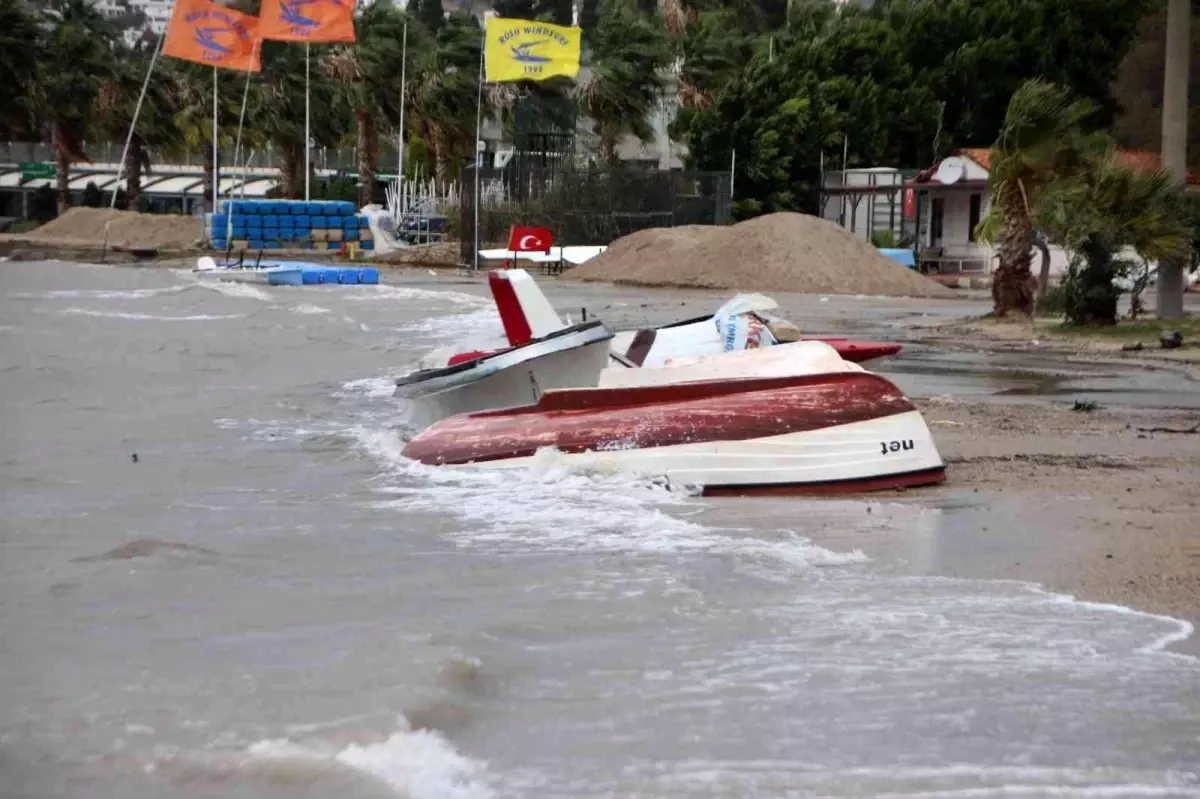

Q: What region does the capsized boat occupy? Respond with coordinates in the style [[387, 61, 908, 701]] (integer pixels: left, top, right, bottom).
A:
[[394, 320, 614, 430], [403, 341, 946, 495]]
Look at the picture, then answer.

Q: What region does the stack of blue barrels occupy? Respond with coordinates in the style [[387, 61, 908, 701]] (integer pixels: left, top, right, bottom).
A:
[[209, 200, 375, 253]]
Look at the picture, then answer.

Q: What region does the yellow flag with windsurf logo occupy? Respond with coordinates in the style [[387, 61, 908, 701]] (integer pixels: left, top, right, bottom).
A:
[[485, 17, 582, 83]]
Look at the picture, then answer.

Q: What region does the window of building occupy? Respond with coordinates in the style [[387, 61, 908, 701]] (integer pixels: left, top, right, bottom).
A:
[[968, 193, 982, 242]]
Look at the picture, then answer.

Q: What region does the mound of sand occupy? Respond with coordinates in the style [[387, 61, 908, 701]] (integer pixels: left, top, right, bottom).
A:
[[566, 212, 955, 299], [375, 241, 462, 267], [26, 208, 204, 250]]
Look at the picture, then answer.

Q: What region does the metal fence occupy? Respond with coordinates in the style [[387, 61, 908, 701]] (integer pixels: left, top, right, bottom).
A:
[[460, 165, 732, 264]]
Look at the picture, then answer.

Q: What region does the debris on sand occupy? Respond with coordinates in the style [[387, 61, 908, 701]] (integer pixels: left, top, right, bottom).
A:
[[566, 212, 955, 299]]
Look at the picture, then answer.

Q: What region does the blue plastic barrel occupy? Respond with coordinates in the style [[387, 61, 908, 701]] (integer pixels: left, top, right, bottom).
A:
[[358, 267, 379, 284]]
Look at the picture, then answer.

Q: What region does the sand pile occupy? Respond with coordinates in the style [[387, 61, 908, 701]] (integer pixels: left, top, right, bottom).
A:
[[567, 212, 955, 298], [376, 241, 462, 267], [26, 208, 204, 250]]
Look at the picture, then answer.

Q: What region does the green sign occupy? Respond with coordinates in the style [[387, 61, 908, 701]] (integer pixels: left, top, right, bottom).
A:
[[19, 162, 55, 181]]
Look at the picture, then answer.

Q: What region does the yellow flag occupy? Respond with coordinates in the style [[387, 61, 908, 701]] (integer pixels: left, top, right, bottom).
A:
[[485, 17, 582, 83]]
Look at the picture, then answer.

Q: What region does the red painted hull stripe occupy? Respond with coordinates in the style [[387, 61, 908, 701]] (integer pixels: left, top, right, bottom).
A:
[[403, 372, 915, 465]]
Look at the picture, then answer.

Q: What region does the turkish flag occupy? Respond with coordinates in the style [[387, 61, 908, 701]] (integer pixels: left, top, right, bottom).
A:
[[903, 188, 916, 218], [507, 225, 553, 254]]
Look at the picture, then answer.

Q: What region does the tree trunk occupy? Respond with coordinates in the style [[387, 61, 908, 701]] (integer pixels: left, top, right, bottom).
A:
[[202, 155, 214, 214], [53, 124, 71, 216], [431, 134, 447, 184], [991, 191, 1037, 318], [1156, 0, 1190, 319], [1035, 236, 1052, 298], [279, 144, 302, 199], [1064, 244, 1121, 325], [356, 110, 378, 209], [125, 135, 144, 211]]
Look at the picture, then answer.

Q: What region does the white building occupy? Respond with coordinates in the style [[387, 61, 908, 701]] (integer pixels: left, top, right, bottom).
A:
[[825, 148, 1199, 280]]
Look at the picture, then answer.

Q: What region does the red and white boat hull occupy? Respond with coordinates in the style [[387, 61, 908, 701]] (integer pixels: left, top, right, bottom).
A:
[[403, 372, 946, 495]]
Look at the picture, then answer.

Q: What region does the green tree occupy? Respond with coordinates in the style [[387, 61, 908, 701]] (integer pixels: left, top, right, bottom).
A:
[[326, 4, 421, 206], [538, 0, 574, 25], [95, 41, 179, 209], [32, 0, 118, 213], [412, 11, 485, 181], [676, 11, 939, 217], [886, 0, 1152, 150], [984, 80, 1100, 319], [577, 0, 669, 161], [412, 0, 444, 34], [1041, 151, 1190, 324], [494, 0, 535, 17], [579, 0, 599, 33], [0, 0, 40, 138]]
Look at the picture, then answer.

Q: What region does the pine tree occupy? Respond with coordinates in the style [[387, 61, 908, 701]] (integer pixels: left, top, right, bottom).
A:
[[537, 0, 574, 25], [494, 0, 536, 18], [579, 0, 599, 33], [414, 0, 444, 33]]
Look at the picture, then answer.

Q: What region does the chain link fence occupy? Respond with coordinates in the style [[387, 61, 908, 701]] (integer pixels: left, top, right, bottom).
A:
[[460, 165, 732, 265]]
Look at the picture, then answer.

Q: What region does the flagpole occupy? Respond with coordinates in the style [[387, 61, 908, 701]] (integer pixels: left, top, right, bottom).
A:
[[473, 26, 485, 271], [305, 42, 311, 202], [397, 18, 407, 216], [212, 66, 220, 214], [111, 29, 165, 210], [228, 43, 258, 244]]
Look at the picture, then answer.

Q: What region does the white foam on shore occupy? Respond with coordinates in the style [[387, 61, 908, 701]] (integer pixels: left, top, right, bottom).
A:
[[349, 425, 865, 570], [36, 284, 192, 300], [200, 281, 273, 301], [247, 723, 492, 799], [58, 308, 243, 322], [291, 303, 333, 315], [340, 285, 489, 306]]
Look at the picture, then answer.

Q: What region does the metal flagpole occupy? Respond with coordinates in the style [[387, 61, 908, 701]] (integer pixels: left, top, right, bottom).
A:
[[397, 18, 407, 205], [228, 43, 258, 243], [212, 67, 220, 213], [472, 27, 485, 271], [111, 29, 166, 209], [305, 42, 311, 202]]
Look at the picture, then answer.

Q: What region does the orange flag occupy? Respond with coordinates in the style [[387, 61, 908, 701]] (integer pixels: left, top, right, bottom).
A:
[[163, 0, 261, 72], [260, 0, 356, 43]]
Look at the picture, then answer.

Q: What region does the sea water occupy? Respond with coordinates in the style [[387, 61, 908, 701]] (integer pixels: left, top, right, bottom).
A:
[[1, 261, 1197, 798]]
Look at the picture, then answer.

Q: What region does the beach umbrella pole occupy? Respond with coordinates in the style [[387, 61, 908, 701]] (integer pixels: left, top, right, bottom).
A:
[[212, 66, 220, 214]]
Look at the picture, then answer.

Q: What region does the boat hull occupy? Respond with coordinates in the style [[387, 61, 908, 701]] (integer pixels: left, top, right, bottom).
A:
[[394, 321, 614, 431], [403, 372, 946, 494]]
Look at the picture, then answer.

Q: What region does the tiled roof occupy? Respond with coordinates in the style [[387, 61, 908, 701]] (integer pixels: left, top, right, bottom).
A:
[[953, 147, 1196, 184]]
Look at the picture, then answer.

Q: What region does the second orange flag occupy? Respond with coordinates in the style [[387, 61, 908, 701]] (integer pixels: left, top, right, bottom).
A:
[[259, 0, 356, 43]]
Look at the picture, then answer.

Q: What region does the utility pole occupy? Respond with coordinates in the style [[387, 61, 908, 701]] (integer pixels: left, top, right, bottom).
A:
[[1158, 0, 1190, 319]]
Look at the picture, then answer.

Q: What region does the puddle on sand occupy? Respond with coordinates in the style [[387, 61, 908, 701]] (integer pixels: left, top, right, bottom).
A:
[[877, 346, 1200, 409]]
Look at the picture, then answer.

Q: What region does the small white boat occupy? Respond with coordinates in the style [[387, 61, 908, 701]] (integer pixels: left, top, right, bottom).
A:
[[393, 320, 615, 430]]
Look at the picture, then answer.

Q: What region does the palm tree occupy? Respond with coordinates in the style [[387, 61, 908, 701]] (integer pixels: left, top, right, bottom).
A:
[[986, 79, 1098, 318], [32, 0, 118, 214], [325, 4, 418, 207], [0, 0, 40, 139], [95, 41, 179, 210], [576, 0, 669, 161], [1040, 149, 1190, 325], [412, 11, 485, 182]]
